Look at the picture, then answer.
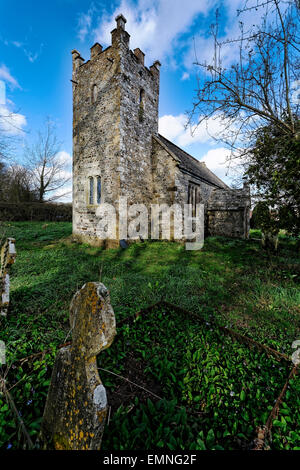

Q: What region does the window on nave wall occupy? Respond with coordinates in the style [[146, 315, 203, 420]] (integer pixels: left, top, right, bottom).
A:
[[188, 183, 200, 217]]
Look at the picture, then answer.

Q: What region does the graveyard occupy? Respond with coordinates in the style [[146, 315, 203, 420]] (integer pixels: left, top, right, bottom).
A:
[[0, 221, 299, 450]]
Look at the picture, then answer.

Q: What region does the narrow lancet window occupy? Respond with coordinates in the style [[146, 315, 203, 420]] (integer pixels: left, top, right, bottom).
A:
[[139, 89, 144, 104], [92, 84, 97, 103], [89, 177, 94, 204], [138, 89, 145, 122], [97, 176, 101, 204], [188, 184, 199, 217]]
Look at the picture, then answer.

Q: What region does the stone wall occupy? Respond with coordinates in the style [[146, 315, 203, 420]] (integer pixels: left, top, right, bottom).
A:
[[119, 41, 160, 205], [71, 14, 251, 245], [72, 41, 121, 244], [151, 138, 220, 208], [175, 168, 216, 207], [207, 186, 251, 238], [72, 15, 161, 246], [151, 137, 177, 206]]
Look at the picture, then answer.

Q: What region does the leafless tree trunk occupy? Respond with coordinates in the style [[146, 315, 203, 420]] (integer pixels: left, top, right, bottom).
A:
[[24, 119, 71, 202]]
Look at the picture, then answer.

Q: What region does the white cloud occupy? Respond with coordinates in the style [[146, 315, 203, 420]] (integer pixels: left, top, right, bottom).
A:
[[3, 38, 44, 63], [0, 104, 26, 135], [56, 150, 72, 166], [200, 147, 245, 184], [12, 41, 22, 48], [31, 155, 72, 202], [24, 47, 43, 64], [181, 72, 190, 81], [0, 64, 21, 89], [159, 114, 186, 141], [78, 0, 271, 73], [78, 5, 95, 42], [200, 147, 231, 180], [49, 153, 72, 202], [57, 168, 72, 181], [159, 113, 245, 185], [159, 113, 229, 146], [49, 184, 72, 203], [80, 0, 215, 64]]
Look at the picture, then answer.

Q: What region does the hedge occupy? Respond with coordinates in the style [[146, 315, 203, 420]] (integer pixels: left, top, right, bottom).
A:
[[0, 202, 72, 222]]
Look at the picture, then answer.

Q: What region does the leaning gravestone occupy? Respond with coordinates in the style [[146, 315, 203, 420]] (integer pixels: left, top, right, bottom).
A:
[[0, 238, 17, 317], [40, 282, 116, 450]]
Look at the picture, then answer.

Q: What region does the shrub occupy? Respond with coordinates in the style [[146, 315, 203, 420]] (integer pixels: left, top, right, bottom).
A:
[[0, 202, 72, 222]]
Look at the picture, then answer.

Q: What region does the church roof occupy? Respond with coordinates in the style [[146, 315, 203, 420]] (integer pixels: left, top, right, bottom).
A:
[[155, 134, 229, 190]]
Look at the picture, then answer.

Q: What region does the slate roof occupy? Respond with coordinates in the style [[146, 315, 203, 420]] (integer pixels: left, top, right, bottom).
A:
[[155, 134, 229, 190]]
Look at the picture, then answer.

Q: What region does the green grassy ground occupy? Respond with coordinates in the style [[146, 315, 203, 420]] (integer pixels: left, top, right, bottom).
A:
[[0, 221, 299, 449]]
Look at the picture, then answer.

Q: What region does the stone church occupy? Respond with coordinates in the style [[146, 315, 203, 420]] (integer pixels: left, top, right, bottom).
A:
[[71, 14, 250, 247]]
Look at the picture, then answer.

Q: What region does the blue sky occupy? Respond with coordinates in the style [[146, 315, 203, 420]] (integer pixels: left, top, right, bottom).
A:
[[0, 0, 252, 200]]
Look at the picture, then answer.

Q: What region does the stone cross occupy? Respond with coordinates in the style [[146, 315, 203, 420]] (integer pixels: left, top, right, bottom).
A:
[[40, 282, 116, 450], [0, 238, 17, 317]]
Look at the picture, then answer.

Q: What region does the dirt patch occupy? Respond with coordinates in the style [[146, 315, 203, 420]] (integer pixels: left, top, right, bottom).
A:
[[104, 352, 163, 414]]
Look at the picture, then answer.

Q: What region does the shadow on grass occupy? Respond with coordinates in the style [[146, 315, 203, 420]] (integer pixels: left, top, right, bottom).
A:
[[2, 221, 299, 355]]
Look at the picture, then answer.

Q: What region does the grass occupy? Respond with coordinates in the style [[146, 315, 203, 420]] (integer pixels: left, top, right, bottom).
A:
[[0, 221, 299, 449]]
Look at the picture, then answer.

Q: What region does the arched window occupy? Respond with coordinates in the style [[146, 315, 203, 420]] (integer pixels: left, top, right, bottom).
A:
[[97, 176, 101, 204], [91, 84, 97, 103], [89, 177, 94, 204], [139, 88, 144, 104]]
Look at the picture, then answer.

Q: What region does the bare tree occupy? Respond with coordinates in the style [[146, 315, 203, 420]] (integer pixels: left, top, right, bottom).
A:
[[0, 134, 7, 164], [1, 165, 37, 203], [0, 130, 14, 202], [24, 119, 71, 202], [0, 108, 27, 202], [190, 0, 300, 162]]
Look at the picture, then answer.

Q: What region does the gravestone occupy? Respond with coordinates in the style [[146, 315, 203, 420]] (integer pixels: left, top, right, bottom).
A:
[[119, 239, 128, 249], [40, 282, 116, 450], [0, 238, 17, 317]]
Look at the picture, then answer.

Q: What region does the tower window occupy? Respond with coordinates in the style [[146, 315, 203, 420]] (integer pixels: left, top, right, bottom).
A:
[[139, 88, 144, 104], [138, 89, 145, 122], [97, 176, 101, 204], [89, 177, 94, 204], [91, 84, 97, 103]]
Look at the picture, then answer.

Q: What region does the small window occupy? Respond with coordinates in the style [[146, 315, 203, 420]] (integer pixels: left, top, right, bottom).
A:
[[139, 88, 144, 104], [89, 177, 94, 204], [138, 89, 145, 122], [97, 176, 101, 204], [92, 84, 97, 103], [188, 184, 199, 217]]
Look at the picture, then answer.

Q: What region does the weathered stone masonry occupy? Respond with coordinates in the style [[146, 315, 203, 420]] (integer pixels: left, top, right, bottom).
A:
[[72, 14, 250, 246]]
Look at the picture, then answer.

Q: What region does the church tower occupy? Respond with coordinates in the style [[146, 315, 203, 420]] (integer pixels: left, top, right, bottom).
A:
[[72, 15, 161, 245]]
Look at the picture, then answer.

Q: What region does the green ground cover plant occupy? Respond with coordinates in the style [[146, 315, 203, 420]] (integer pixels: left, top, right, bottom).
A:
[[0, 221, 299, 449], [100, 305, 292, 450], [271, 375, 300, 450]]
